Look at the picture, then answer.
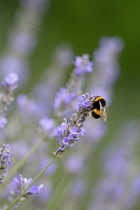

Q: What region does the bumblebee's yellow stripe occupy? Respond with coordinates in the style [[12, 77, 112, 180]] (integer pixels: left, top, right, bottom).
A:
[[93, 109, 101, 115], [94, 96, 104, 102]]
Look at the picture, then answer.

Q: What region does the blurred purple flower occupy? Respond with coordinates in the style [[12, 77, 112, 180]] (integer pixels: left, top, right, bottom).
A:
[[39, 182, 52, 201], [0, 74, 18, 126], [65, 155, 84, 174], [39, 117, 55, 137], [54, 45, 73, 66], [54, 54, 93, 117], [1, 72, 19, 92], [0, 74, 18, 128], [0, 117, 7, 129], [70, 180, 87, 197], [125, 175, 140, 208], [9, 31, 37, 54], [89, 121, 140, 210], [5, 73, 19, 86], [0, 144, 11, 183], [10, 174, 43, 198], [11, 141, 29, 159], [74, 54, 93, 74], [0, 55, 29, 86], [17, 94, 42, 121]]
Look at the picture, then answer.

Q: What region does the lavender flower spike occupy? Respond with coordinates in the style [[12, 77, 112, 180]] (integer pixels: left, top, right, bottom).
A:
[[1, 73, 19, 93], [53, 93, 94, 157], [0, 73, 19, 128], [10, 174, 43, 200], [0, 144, 11, 183], [54, 55, 93, 117]]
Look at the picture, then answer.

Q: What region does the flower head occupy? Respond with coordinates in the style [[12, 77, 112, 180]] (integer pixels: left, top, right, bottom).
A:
[[10, 174, 43, 198], [53, 93, 95, 157], [5, 73, 19, 86], [2, 73, 19, 91], [0, 73, 19, 128], [74, 54, 93, 74]]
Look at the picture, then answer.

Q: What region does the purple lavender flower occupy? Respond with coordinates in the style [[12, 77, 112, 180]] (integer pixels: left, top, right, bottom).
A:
[[26, 185, 41, 195], [1, 72, 19, 92], [53, 55, 93, 117], [5, 73, 19, 87], [53, 93, 94, 157], [0, 73, 19, 128], [0, 144, 11, 183], [10, 174, 43, 198], [74, 54, 93, 74]]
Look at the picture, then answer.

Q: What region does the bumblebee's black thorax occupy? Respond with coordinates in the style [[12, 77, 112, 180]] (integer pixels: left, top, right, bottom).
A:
[[90, 96, 106, 111], [93, 97, 106, 109]]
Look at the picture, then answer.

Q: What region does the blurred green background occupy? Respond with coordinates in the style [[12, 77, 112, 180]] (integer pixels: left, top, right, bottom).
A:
[[0, 0, 140, 209]]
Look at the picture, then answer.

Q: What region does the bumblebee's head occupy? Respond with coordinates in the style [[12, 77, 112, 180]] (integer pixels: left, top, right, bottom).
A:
[[90, 96, 107, 121]]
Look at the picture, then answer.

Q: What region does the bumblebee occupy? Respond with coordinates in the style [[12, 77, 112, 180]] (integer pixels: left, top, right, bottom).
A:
[[89, 96, 107, 122]]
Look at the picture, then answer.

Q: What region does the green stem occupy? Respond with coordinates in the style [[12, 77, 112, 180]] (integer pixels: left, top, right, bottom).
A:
[[1, 138, 43, 188], [27, 157, 55, 188], [51, 180, 71, 210], [5, 157, 55, 210], [46, 171, 71, 210]]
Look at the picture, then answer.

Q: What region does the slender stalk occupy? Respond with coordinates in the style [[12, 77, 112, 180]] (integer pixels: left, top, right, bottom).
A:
[[1, 138, 43, 188], [46, 174, 67, 210], [27, 158, 55, 188], [45, 167, 72, 210], [50, 180, 71, 210], [5, 157, 55, 210]]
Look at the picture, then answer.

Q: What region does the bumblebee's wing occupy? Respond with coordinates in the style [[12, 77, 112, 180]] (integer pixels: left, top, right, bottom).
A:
[[99, 101, 107, 122]]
